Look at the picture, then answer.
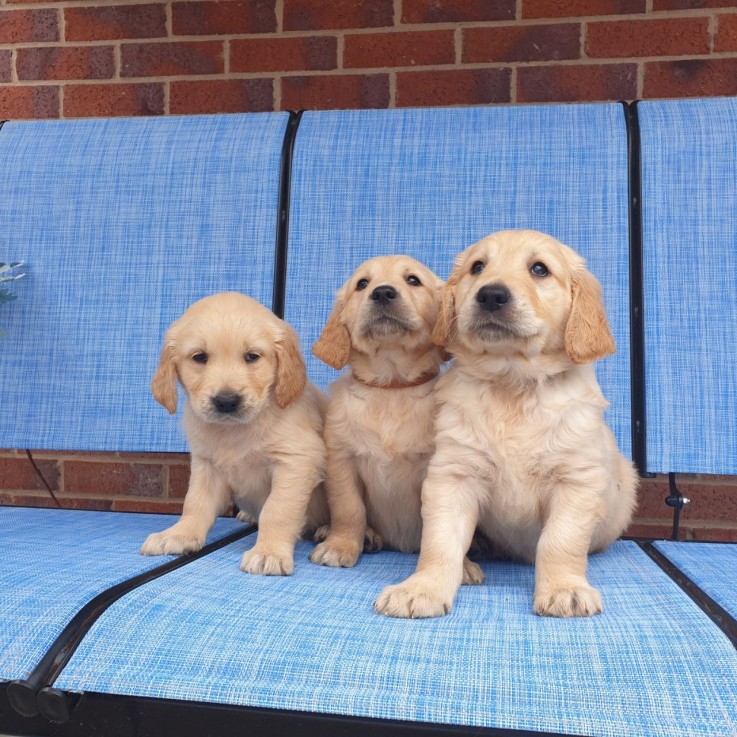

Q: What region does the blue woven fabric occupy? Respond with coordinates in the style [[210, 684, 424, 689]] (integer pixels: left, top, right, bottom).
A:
[[0, 113, 287, 452], [639, 98, 737, 474], [0, 507, 242, 680], [286, 105, 632, 457], [56, 539, 737, 736], [653, 541, 737, 620]]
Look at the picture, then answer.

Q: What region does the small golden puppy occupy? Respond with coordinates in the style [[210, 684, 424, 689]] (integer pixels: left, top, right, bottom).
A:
[[309, 255, 483, 586], [376, 231, 637, 618], [140, 292, 328, 575]]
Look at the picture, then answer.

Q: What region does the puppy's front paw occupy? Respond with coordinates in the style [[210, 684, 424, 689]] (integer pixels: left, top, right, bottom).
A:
[[310, 538, 361, 568], [375, 580, 452, 619], [534, 583, 603, 618], [462, 557, 485, 585], [140, 531, 203, 556], [240, 547, 294, 576]]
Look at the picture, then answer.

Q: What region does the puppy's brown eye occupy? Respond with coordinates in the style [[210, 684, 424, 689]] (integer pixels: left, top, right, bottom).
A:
[[530, 262, 549, 277], [406, 275, 422, 286], [471, 261, 485, 275], [244, 352, 260, 363], [192, 352, 208, 364], [356, 278, 369, 291]]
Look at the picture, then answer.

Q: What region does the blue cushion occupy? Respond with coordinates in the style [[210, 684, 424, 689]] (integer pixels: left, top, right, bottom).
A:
[[653, 541, 737, 620], [286, 104, 632, 457], [55, 539, 737, 735], [639, 98, 737, 474], [0, 113, 288, 452], [0, 507, 243, 681]]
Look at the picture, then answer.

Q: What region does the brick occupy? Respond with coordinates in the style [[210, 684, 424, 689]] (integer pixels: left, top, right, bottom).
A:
[[172, 0, 276, 36], [64, 83, 164, 117], [517, 63, 637, 102], [715, 14, 737, 52], [284, 0, 393, 31], [586, 18, 710, 58], [463, 23, 580, 64], [0, 456, 60, 491], [690, 527, 737, 543], [624, 521, 674, 539], [170, 79, 273, 114], [121, 42, 224, 78], [523, 0, 645, 18], [0, 493, 114, 511], [654, 0, 736, 8], [0, 51, 10, 84], [644, 58, 737, 98], [113, 499, 184, 514], [396, 68, 511, 106], [231, 36, 336, 73], [64, 460, 164, 497], [402, 0, 514, 23], [65, 4, 167, 42], [17, 46, 115, 81], [344, 30, 455, 69], [281, 73, 389, 110], [0, 85, 59, 119], [0, 8, 58, 44], [168, 462, 191, 499]]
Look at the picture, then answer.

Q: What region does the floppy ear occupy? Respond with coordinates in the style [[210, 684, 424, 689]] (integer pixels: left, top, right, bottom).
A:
[[431, 260, 462, 348], [564, 268, 616, 364], [312, 296, 351, 370], [150, 333, 179, 414], [275, 324, 307, 408]]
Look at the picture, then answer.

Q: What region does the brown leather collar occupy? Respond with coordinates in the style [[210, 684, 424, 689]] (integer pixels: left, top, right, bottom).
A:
[[351, 369, 439, 390]]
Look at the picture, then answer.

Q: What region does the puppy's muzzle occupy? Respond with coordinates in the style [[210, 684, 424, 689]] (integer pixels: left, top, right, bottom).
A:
[[211, 392, 242, 415], [476, 283, 511, 313], [371, 285, 397, 306]]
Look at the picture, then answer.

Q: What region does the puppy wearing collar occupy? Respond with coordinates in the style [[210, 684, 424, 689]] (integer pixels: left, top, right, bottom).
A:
[[310, 255, 483, 586]]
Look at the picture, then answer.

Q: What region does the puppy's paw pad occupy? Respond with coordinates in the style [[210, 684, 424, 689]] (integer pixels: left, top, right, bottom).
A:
[[240, 549, 294, 576], [363, 527, 384, 554], [534, 585, 603, 618], [462, 558, 485, 585], [375, 584, 451, 619], [310, 540, 360, 568], [140, 532, 203, 556]]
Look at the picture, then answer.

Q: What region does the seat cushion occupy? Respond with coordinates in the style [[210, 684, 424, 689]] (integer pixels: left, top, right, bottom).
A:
[[0, 507, 243, 681], [54, 538, 737, 736]]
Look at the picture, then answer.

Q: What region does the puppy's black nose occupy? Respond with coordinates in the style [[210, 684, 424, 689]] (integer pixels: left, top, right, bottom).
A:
[[212, 392, 242, 414], [476, 284, 511, 312], [371, 285, 397, 305]]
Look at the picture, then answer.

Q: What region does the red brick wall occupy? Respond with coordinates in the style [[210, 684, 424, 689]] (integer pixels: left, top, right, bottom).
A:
[[2, 0, 737, 540]]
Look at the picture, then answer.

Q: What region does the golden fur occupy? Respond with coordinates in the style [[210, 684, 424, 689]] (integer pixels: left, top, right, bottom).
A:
[[140, 292, 328, 575], [309, 255, 484, 585], [375, 231, 638, 618]]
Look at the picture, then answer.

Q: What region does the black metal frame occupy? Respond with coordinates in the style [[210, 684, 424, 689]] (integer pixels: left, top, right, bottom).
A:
[[3, 691, 585, 737], [623, 101, 649, 478], [272, 110, 303, 319], [0, 120, 6, 132]]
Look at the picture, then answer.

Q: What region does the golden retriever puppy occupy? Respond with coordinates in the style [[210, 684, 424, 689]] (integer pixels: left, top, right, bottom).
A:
[[309, 256, 483, 586], [376, 230, 637, 618], [140, 292, 328, 575]]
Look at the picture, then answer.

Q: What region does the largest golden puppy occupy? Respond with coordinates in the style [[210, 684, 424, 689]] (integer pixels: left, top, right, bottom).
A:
[[141, 292, 328, 575], [376, 230, 637, 618]]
